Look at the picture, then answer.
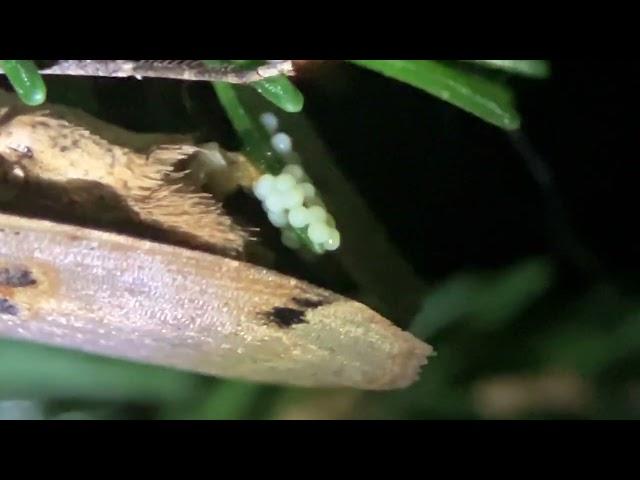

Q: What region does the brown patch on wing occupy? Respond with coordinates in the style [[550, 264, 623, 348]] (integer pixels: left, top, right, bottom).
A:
[[0, 264, 37, 288], [0, 259, 59, 319]]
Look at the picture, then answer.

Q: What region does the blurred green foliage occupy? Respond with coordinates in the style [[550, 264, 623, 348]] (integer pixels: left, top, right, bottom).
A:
[[350, 60, 522, 129]]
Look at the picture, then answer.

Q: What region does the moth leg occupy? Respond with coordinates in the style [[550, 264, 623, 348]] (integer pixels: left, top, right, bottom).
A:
[[187, 142, 261, 200]]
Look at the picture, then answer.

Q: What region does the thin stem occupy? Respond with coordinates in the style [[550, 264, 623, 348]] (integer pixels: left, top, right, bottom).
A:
[[4, 60, 294, 84], [508, 129, 602, 278]]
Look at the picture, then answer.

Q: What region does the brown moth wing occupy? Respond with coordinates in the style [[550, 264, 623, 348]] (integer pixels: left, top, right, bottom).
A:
[[0, 213, 432, 390]]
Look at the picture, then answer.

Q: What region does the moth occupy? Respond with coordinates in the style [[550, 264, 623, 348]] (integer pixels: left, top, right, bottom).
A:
[[0, 92, 433, 390]]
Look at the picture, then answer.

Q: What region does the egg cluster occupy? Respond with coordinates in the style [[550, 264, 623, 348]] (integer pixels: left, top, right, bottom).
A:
[[252, 112, 341, 252]]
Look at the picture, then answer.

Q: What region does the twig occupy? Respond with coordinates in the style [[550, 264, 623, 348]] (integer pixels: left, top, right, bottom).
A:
[[5, 60, 294, 84], [508, 129, 603, 278]]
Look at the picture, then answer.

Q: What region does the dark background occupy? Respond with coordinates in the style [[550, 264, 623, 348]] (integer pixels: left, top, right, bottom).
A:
[[296, 61, 637, 281]]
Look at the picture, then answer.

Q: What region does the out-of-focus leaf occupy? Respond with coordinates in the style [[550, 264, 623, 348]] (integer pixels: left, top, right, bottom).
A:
[[0, 339, 203, 403], [375, 347, 476, 419], [0, 400, 45, 420], [410, 274, 480, 338], [532, 286, 640, 376], [471, 258, 554, 329], [463, 60, 551, 79], [411, 258, 554, 337], [609, 313, 640, 362], [162, 381, 261, 419], [350, 60, 521, 130]]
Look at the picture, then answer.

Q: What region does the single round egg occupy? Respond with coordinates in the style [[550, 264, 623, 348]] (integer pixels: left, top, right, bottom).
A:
[[274, 173, 297, 192], [259, 112, 279, 134], [253, 174, 276, 201], [307, 205, 327, 223], [282, 185, 305, 209], [288, 206, 311, 228], [268, 209, 289, 228], [265, 191, 287, 213], [324, 228, 341, 251], [271, 132, 292, 154], [307, 222, 331, 244]]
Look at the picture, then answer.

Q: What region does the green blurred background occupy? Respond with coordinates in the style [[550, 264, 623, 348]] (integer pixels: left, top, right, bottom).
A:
[[1, 60, 638, 420]]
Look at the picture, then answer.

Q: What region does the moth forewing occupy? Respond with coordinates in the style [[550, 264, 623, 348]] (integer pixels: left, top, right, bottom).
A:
[[0, 213, 432, 390]]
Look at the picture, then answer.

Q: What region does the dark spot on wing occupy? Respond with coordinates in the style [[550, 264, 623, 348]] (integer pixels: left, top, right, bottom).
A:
[[0, 265, 37, 288], [262, 294, 337, 328], [264, 306, 307, 328], [0, 298, 19, 316]]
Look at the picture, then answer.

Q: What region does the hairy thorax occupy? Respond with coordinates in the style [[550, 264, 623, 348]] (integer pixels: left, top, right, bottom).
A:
[[0, 103, 254, 257]]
